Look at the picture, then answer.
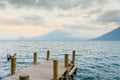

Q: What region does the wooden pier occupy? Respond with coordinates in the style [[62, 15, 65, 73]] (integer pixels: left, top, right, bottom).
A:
[[5, 51, 77, 80]]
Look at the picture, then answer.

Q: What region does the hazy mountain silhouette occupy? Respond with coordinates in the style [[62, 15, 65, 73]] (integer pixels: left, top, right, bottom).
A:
[[30, 29, 85, 40], [17, 37, 26, 40], [92, 27, 120, 41]]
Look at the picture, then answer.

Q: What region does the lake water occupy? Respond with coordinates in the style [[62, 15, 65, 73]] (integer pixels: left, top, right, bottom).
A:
[[0, 41, 120, 80]]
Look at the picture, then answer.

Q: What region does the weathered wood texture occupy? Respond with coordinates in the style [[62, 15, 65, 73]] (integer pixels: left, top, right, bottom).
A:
[[53, 60, 58, 80], [5, 60, 67, 80], [11, 57, 16, 75], [33, 52, 37, 65], [72, 51, 75, 65], [46, 50, 50, 61]]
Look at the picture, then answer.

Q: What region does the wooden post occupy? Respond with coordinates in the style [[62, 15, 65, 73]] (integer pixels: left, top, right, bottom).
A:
[[34, 52, 37, 65], [53, 60, 58, 80], [19, 74, 29, 80], [11, 57, 16, 75], [46, 50, 50, 61], [64, 54, 69, 67], [72, 51, 75, 65]]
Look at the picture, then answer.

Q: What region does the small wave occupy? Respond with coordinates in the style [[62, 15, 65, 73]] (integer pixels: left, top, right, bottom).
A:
[[114, 77, 120, 80], [111, 63, 120, 67], [81, 76, 95, 80], [94, 65, 103, 69], [78, 68, 92, 74], [19, 46, 30, 47], [0, 77, 3, 80], [94, 57, 103, 61], [17, 62, 32, 64]]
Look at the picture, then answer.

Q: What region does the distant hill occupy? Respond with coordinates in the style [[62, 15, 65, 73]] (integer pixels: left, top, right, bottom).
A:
[[17, 37, 27, 40], [92, 27, 120, 41], [30, 29, 85, 40]]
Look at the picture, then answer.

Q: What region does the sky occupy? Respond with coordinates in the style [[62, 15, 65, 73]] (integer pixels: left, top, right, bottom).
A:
[[0, 0, 120, 40]]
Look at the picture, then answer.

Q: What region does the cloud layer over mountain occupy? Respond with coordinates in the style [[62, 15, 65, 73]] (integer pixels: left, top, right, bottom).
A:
[[0, 0, 120, 40]]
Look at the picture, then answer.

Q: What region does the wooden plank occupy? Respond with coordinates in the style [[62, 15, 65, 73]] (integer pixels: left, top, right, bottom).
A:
[[69, 67, 76, 76], [5, 60, 67, 80]]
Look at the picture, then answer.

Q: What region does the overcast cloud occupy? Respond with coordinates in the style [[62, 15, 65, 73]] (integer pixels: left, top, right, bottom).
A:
[[0, 15, 44, 26], [0, 0, 120, 39], [6, 0, 107, 10], [0, 18, 25, 25], [97, 9, 120, 25], [0, 0, 6, 9], [23, 15, 44, 25]]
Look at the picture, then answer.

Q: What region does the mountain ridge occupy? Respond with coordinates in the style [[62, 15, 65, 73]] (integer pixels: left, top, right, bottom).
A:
[[18, 27, 120, 41], [92, 27, 120, 41], [29, 29, 86, 40]]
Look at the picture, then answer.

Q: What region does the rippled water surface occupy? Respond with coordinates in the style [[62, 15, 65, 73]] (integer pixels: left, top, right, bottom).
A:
[[0, 41, 120, 80]]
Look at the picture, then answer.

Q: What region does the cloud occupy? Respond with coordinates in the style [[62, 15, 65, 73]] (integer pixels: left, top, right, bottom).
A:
[[0, 18, 25, 25], [7, 0, 56, 9], [96, 0, 107, 5], [0, 0, 6, 9], [7, 0, 35, 8], [23, 15, 44, 25], [64, 24, 96, 30], [0, 15, 44, 26], [87, 8, 103, 14], [7, 0, 107, 10], [56, 13, 73, 17], [97, 9, 120, 25]]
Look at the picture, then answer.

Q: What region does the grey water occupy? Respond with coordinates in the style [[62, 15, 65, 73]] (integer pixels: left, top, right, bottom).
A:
[[0, 41, 120, 80]]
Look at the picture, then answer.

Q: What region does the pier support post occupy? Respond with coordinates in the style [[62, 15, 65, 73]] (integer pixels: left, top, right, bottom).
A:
[[34, 52, 37, 65], [53, 60, 58, 80], [72, 51, 75, 65], [64, 54, 69, 67], [19, 74, 29, 80], [46, 50, 50, 61], [11, 57, 16, 75]]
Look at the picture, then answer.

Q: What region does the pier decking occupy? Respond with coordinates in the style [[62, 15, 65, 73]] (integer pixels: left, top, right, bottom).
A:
[[5, 51, 77, 80], [5, 60, 67, 80]]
